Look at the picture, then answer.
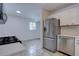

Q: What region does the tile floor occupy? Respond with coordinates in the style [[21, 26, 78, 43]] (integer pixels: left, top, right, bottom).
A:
[[11, 39, 66, 56]]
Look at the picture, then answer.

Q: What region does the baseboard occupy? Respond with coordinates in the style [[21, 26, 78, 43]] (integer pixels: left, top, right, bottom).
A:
[[57, 51, 71, 56], [21, 38, 40, 42], [43, 47, 57, 53]]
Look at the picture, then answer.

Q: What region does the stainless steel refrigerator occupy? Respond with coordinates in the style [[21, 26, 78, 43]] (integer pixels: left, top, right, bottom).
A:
[[43, 18, 60, 52]]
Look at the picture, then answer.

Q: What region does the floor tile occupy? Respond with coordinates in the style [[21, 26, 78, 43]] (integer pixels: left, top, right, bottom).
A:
[[11, 39, 66, 56]]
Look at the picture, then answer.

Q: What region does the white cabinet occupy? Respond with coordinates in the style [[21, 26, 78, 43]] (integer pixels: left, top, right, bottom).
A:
[[75, 37, 79, 56], [57, 36, 79, 56], [66, 39, 75, 56], [57, 36, 66, 52], [60, 7, 78, 26], [49, 6, 79, 26], [57, 36, 75, 55]]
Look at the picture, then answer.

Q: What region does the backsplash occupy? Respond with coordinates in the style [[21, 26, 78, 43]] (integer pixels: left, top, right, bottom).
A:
[[61, 26, 79, 36]]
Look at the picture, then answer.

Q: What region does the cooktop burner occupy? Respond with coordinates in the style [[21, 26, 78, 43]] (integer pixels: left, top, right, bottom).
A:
[[0, 36, 22, 45]]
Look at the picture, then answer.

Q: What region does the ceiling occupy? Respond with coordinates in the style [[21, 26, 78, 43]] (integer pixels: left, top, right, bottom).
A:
[[3, 3, 76, 22]]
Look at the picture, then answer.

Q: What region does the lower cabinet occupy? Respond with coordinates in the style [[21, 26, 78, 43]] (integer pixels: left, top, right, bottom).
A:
[[57, 36, 75, 56], [75, 37, 79, 56], [66, 39, 75, 56]]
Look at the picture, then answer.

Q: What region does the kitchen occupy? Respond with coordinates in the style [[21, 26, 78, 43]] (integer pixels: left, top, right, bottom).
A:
[[44, 3, 79, 56], [0, 3, 79, 56]]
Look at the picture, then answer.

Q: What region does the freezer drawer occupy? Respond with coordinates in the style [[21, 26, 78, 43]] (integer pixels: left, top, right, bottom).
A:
[[43, 38, 57, 52]]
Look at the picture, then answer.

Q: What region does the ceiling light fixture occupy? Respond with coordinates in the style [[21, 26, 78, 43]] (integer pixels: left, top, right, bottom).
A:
[[16, 10, 21, 14]]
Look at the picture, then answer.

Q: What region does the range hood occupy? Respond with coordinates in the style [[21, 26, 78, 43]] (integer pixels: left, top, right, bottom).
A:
[[0, 3, 7, 24]]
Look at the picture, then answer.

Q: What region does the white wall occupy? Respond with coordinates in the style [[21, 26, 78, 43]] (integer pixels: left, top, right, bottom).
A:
[[49, 4, 79, 36], [0, 15, 40, 41]]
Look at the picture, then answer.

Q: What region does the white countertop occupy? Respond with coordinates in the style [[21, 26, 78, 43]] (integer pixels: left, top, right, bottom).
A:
[[58, 34, 79, 38], [0, 42, 25, 56], [58, 34, 79, 37]]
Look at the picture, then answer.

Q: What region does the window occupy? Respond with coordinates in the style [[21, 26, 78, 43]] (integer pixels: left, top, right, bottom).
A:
[[29, 22, 36, 30]]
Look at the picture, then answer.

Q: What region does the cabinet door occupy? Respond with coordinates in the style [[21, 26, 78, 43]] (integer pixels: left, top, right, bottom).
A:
[[57, 36, 66, 52], [75, 38, 79, 56], [66, 38, 75, 56], [58, 36, 75, 55], [52, 6, 78, 26]]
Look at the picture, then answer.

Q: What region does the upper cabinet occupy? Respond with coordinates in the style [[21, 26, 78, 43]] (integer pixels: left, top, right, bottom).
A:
[[49, 5, 79, 26]]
